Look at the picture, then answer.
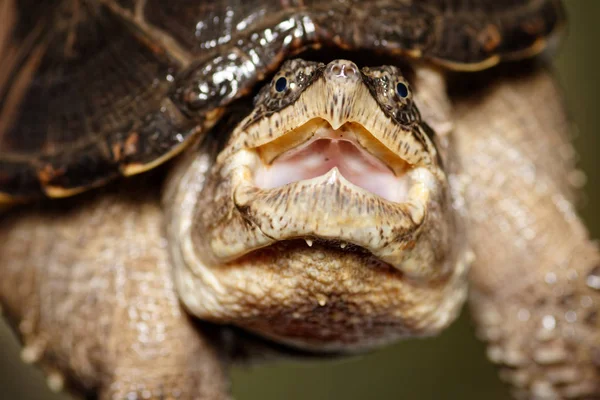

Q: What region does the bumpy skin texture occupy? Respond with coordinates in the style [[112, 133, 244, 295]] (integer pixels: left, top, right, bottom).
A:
[[2, 1, 596, 400], [167, 59, 469, 352], [0, 181, 230, 399], [1, 64, 597, 400], [0, 0, 563, 200], [450, 67, 600, 399]]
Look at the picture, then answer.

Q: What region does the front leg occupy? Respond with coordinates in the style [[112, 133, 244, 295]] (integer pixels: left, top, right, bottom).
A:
[[453, 66, 600, 399], [0, 180, 230, 400]]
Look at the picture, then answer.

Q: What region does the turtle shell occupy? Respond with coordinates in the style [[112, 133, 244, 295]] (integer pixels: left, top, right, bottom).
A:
[[0, 0, 565, 202]]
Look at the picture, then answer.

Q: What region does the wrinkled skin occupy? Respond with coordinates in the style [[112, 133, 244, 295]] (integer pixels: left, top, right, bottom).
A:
[[454, 68, 600, 399], [3, 0, 598, 398], [1, 59, 598, 400], [167, 60, 468, 352]]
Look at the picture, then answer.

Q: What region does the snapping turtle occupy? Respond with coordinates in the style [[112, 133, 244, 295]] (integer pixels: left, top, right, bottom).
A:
[[1, 0, 598, 399]]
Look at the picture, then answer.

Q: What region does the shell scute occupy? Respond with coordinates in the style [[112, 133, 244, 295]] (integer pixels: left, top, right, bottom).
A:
[[0, 0, 565, 202]]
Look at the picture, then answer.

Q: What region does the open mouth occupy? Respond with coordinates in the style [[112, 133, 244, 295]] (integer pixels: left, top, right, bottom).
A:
[[253, 118, 413, 203], [220, 114, 437, 270], [194, 58, 448, 272], [171, 60, 465, 353]]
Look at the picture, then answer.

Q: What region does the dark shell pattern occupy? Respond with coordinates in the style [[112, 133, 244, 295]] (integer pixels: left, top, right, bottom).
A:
[[0, 0, 564, 201]]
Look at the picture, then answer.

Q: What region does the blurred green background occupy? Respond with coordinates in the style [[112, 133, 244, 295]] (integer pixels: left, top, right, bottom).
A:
[[1, 1, 598, 399]]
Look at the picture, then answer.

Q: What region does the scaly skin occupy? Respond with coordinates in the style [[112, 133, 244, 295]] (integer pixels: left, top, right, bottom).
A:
[[167, 60, 469, 352], [0, 181, 230, 400], [451, 67, 600, 399], [0, 63, 598, 400]]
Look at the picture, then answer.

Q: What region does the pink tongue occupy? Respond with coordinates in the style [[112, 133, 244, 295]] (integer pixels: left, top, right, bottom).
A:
[[255, 138, 406, 202]]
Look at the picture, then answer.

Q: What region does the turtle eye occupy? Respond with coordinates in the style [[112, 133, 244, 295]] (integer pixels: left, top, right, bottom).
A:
[[396, 82, 409, 98], [275, 77, 288, 92]]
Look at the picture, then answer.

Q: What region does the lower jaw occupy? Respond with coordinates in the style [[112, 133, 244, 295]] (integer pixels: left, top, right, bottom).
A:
[[226, 165, 427, 267], [177, 239, 466, 353]]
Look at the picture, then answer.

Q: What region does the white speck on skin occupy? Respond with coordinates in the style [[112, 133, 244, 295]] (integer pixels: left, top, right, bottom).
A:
[[545, 272, 557, 285], [565, 310, 577, 323], [517, 308, 530, 322], [316, 294, 327, 306], [542, 315, 556, 330], [47, 372, 65, 393]]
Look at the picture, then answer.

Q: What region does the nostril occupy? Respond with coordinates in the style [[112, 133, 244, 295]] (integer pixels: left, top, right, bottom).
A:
[[344, 65, 357, 77], [328, 62, 358, 79]]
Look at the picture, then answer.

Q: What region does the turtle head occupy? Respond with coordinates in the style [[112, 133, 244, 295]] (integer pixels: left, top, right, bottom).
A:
[[167, 59, 469, 352]]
